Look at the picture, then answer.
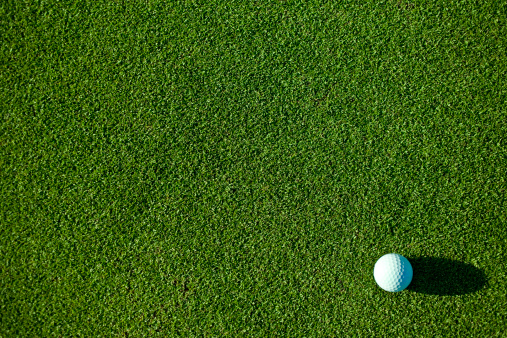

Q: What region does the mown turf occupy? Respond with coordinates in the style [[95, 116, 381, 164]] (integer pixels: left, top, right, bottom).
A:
[[1, 0, 506, 336]]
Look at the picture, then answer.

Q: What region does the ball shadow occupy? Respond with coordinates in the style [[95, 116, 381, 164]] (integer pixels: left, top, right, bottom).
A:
[[407, 257, 488, 295]]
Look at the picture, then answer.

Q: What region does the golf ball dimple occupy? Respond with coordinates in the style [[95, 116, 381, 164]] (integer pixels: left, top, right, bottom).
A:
[[374, 253, 413, 292]]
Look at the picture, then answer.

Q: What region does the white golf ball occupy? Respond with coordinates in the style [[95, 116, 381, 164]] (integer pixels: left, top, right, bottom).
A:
[[374, 253, 413, 292]]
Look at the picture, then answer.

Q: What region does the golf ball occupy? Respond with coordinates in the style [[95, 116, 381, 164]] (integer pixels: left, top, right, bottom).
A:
[[374, 253, 413, 292]]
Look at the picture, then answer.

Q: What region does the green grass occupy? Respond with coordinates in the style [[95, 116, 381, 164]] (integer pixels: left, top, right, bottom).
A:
[[1, 0, 506, 336]]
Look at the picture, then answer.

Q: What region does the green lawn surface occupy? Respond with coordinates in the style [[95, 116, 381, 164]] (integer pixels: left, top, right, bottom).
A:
[[1, 0, 506, 336]]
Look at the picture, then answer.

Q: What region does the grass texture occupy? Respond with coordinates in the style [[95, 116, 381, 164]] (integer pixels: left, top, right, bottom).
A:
[[1, 0, 506, 336]]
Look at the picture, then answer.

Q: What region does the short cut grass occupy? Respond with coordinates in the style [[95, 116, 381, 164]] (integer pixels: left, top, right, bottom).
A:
[[1, 0, 506, 336]]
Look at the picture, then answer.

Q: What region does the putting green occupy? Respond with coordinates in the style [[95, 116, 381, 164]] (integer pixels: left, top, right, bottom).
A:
[[1, 0, 506, 336]]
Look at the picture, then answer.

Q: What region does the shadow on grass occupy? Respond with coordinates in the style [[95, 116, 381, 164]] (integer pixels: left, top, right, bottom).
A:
[[407, 257, 487, 295]]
